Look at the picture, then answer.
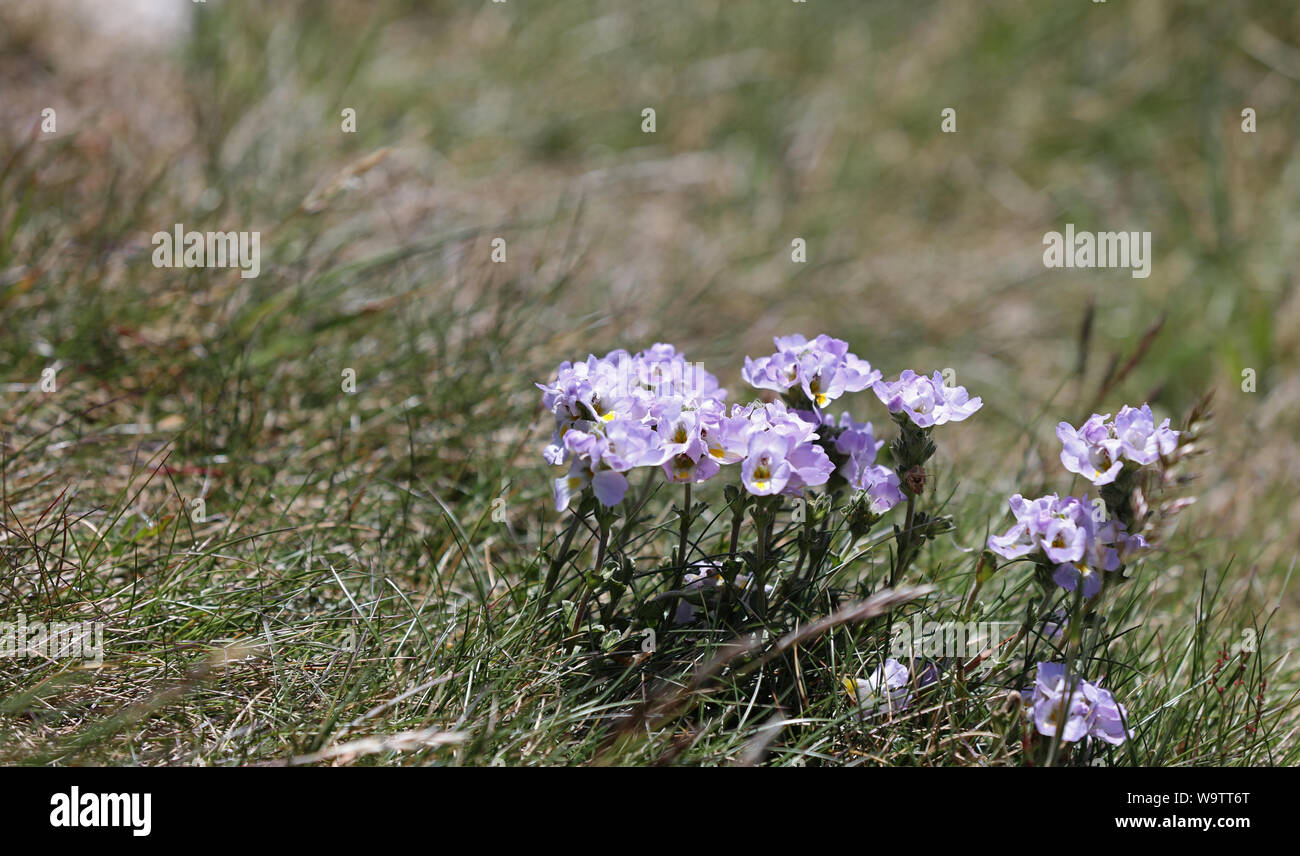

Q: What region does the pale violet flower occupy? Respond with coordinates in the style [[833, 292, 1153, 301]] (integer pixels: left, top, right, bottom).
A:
[[828, 412, 903, 513], [737, 401, 834, 496], [1058, 404, 1179, 484], [1029, 662, 1092, 743], [872, 370, 982, 428], [1113, 404, 1179, 466], [1028, 662, 1129, 746], [1083, 681, 1130, 746], [741, 433, 793, 496], [742, 334, 880, 410], [601, 420, 668, 472], [986, 493, 1060, 560], [830, 412, 881, 459], [849, 465, 905, 514], [1057, 414, 1124, 486], [987, 493, 1145, 598], [845, 658, 913, 717]]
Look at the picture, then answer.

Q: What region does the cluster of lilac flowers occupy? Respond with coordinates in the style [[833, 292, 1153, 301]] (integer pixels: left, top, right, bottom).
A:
[[538, 339, 1151, 752], [537, 344, 728, 510], [743, 335, 921, 512], [986, 493, 1148, 597], [1057, 404, 1178, 486], [1025, 662, 1129, 745], [538, 335, 983, 513], [742, 337, 982, 428], [872, 370, 983, 428], [538, 344, 846, 510], [826, 413, 905, 513], [987, 401, 1175, 597], [742, 334, 880, 410], [984, 405, 1175, 751]]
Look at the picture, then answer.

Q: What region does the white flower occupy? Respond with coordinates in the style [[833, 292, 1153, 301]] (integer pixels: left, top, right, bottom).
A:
[[844, 658, 912, 717]]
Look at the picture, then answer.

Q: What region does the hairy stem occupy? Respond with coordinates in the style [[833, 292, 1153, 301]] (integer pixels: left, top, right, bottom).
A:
[[728, 497, 745, 559], [890, 492, 918, 588]]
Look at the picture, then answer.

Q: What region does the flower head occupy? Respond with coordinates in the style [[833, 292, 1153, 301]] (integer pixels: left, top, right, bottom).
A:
[[987, 493, 1144, 597], [742, 334, 880, 411], [1029, 662, 1093, 743], [735, 401, 834, 496], [1083, 682, 1130, 746], [538, 345, 728, 509], [1113, 404, 1179, 466], [741, 432, 792, 495], [872, 370, 982, 428], [827, 412, 904, 513], [1027, 662, 1129, 745], [1058, 404, 1179, 485], [1057, 414, 1124, 485], [845, 658, 913, 717]]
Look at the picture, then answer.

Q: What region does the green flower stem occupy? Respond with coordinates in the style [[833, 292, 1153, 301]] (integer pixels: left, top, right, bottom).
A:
[[1045, 586, 1086, 767], [753, 511, 771, 621], [669, 483, 692, 594], [571, 516, 609, 634], [890, 492, 918, 588], [538, 500, 588, 617]]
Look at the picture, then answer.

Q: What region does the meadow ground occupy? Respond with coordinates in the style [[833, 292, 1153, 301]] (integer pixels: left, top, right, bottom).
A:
[[1, 0, 1298, 766]]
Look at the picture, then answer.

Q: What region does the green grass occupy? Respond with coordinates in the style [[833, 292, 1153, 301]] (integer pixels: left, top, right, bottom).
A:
[[0, 0, 1297, 765]]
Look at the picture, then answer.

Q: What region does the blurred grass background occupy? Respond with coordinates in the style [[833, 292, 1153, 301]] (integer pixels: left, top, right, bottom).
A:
[[0, 0, 1297, 764]]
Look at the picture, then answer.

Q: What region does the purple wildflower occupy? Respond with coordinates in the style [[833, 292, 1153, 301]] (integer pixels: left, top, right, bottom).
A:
[[829, 413, 904, 513], [987, 493, 1144, 598], [1113, 404, 1179, 466], [1083, 682, 1130, 746], [1058, 404, 1179, 484], [986, 493, 1059, 560], [742, 334, 880, 410], [1030, 662, 1092, 743], [1057, 414, 1124, 485], [830, 412, 880, 459], [851, 466, 906, 514], [872, 370, 982, 428], [735, 401, 834, 496], [1028, 662, 1129, 745], [601, 419, 668, 472], [741, 432, 793, 496]]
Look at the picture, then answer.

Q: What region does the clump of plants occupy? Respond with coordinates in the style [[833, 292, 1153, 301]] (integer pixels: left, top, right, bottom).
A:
[[535, 334, 1198, 763]]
